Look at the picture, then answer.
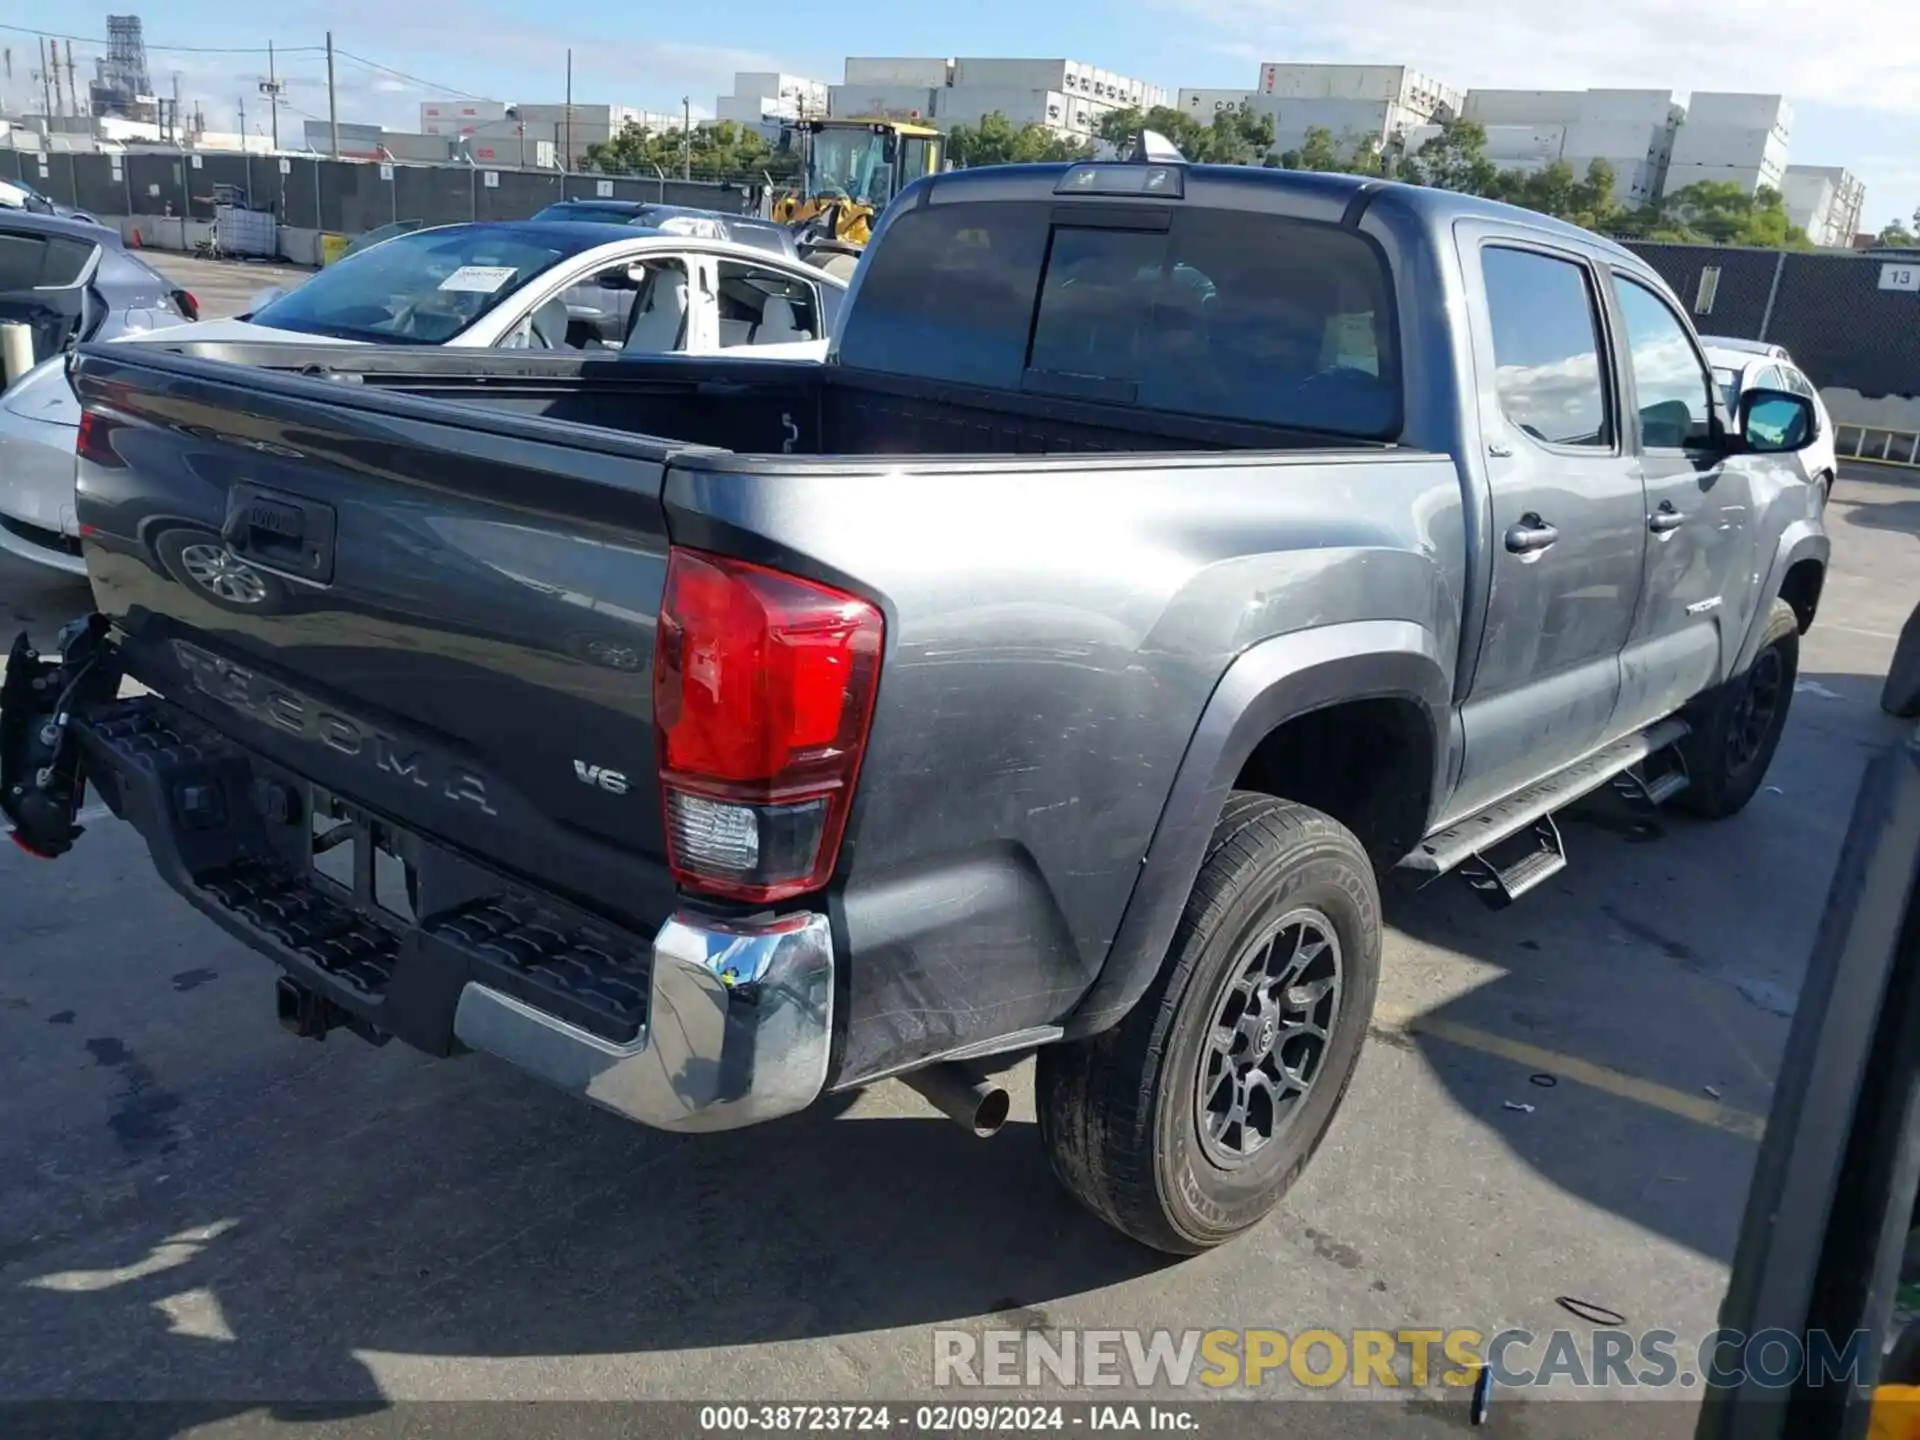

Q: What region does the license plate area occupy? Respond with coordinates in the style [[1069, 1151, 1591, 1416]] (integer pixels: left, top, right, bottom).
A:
[[309, 788, 419, 925]]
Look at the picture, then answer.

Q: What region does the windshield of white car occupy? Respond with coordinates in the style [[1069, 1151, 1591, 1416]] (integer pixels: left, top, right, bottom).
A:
[[249, 226, 617, 343]]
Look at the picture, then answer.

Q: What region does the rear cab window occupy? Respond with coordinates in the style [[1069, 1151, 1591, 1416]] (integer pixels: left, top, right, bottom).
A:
[[837, 195, 1401, 440]]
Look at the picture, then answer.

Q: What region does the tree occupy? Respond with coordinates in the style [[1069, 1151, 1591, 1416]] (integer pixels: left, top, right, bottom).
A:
[[946, 111, 1092, 167], [1097, 103, 1275, 165], [1878, 210, 1919, 246], [1397, 119, 1499, 196], [1619, 181, 1811, 248], [582, 119, 799, 183], [1273, 126, 1393, 176]]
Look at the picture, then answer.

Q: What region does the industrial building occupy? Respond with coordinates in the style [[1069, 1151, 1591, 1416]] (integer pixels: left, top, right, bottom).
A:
[[825, 57, 1170, 143], [1782, 165, 1868, 249], [1457, 89, 1683, 207], [1663, 92, 1792, 196], [714, 73, 831, 135]]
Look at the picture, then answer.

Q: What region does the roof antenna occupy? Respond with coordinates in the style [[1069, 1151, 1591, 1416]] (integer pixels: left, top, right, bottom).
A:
[[1126, 127, 1186, 164]]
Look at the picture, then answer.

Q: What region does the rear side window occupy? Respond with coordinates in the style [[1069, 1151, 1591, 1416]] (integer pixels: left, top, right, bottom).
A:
[[838, 200, 1400, 439], [1480, 246, 1610, 448]]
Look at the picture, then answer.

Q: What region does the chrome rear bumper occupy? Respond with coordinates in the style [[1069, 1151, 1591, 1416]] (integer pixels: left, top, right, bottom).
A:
[[453, 909, 835, 1133]]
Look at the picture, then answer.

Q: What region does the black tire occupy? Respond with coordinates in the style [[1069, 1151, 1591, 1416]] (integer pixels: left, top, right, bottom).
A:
[[154, 527, 288, 616], [1037, 794, 1381, 1254], [1675, 598, 1800, 819], [1885, 600, 1920, 719]]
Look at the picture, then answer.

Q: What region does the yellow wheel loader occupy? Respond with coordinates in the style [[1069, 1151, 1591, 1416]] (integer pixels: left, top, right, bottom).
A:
[[774, 119, 944, 279]]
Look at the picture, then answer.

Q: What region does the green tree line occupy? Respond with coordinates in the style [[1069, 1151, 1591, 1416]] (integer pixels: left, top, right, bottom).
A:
[[953, 103, 1893, 251], [581, 120, 801, 183]]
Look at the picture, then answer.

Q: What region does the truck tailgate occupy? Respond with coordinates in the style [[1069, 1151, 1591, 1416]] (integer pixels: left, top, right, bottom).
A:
[[68, 346, 680, 931]]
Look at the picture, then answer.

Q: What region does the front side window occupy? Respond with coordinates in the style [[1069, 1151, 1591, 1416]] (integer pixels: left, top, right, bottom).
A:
[[504, 260, 652, 351], [1612, 276, 1715, 450], [1480, 246, 1610, 448], [251, 228, 587, 344]]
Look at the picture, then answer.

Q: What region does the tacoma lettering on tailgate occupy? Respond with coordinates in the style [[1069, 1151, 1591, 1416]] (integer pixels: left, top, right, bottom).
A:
[[171, 639, 497, 815]]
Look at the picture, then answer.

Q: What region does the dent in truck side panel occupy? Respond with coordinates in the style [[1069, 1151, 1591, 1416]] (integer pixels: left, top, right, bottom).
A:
[[661, 452, 1466, 1085], [1061, 620, 1452, 1041]]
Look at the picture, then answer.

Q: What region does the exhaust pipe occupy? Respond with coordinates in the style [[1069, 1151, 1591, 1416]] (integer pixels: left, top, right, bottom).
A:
[[900, 1062, 1011, 1138]]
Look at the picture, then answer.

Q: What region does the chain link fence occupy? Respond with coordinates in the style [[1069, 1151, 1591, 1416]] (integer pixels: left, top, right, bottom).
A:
[[1622, 240, 1920, 401], [2, 146, 763, 247]]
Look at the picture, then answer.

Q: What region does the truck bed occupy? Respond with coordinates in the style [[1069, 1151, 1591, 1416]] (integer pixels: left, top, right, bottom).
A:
[[64, 338, 1456, 1085], [114, 343, 1395, 459]]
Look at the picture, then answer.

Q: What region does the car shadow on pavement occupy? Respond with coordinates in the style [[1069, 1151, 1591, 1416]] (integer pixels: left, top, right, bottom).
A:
[[0, 1069, 1168, 1414], [1840, 495, 1920, 537]]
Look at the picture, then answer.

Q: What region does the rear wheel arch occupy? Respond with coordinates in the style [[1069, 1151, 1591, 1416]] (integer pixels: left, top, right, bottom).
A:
[[1062, 623, 1448, 1040]]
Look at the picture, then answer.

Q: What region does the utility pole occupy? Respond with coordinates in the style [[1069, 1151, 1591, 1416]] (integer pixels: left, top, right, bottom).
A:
[[172, 72, 181, 145], [682, 96, 691, 180], [325, 30, 339, 158], [38, 39, 53, 121], [49, 36, 63, 116], [238, 93, 247, 147], [64, 41, 77, 115], [564, 49, 572, 174], [264, 40, 281, 151]]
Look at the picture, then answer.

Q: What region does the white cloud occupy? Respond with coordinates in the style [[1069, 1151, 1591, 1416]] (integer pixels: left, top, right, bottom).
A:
[[1164, 0, 1919, 116]]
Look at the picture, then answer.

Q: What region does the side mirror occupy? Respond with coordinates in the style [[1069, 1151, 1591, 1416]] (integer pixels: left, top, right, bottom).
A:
[[1737, 388, 1818, 455]]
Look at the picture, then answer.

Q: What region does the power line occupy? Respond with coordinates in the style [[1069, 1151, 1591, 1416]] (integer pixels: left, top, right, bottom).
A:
[[332, 48, 497, 103], [0, 21, 323, 56]]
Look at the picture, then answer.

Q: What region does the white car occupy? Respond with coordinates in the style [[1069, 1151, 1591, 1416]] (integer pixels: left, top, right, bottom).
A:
[[144, 219, 844, 360], [0, 219, 844, 577], [1699, 336, 1837, 508]]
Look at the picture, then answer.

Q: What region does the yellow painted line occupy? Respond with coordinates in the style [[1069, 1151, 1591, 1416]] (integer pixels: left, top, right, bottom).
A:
[[1372, 1003, 1768, 1141]]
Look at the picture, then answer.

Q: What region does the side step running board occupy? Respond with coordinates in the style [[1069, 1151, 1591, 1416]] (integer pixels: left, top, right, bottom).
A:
[[1460, 814, 1566, 909], [1401, 717, 1691, 906]]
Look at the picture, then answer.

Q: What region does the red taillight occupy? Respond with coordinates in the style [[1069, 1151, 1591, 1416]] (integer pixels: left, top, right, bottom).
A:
[[76, 408, 124, 468], [653, 547, 883, 904], [174, 289, 200, 320]]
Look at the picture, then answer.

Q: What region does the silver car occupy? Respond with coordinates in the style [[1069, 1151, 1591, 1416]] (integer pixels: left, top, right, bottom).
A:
[[0, 211, 197, 576]]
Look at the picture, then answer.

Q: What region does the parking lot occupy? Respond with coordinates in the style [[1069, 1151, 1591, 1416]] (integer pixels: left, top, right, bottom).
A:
[[1, 254, 1916, 1426]]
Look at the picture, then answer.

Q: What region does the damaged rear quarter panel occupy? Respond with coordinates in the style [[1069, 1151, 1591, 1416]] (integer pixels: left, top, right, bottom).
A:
[[664, 447, 1465, 1083]]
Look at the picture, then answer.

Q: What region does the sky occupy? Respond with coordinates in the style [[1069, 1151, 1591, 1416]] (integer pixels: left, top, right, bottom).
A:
[[3, 0, 1916, 229]]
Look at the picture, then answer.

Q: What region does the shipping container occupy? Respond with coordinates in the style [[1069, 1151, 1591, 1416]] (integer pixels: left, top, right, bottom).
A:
[[1177, 88, 1255, 115], [843, 57, 952, 88], [827, 85, 940, 121], [935, 85, 1074, 134]]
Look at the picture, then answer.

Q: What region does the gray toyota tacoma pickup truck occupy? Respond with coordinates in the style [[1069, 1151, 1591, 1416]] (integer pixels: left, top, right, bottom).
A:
[[2, 157, 1830, 1254]]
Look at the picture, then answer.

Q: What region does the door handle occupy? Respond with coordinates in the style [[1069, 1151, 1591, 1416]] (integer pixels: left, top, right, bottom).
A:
[[1649, 502, 1685, 534], [1504, 514, 1560, 554]]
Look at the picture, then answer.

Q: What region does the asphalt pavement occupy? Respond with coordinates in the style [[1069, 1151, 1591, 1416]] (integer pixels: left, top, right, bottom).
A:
[[0, 260, 1915, 1429]]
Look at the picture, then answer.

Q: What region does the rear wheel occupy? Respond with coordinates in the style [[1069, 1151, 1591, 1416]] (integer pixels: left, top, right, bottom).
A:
[[1037, 794, 1380, 1254], [1676, 598, 1800, 819]]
